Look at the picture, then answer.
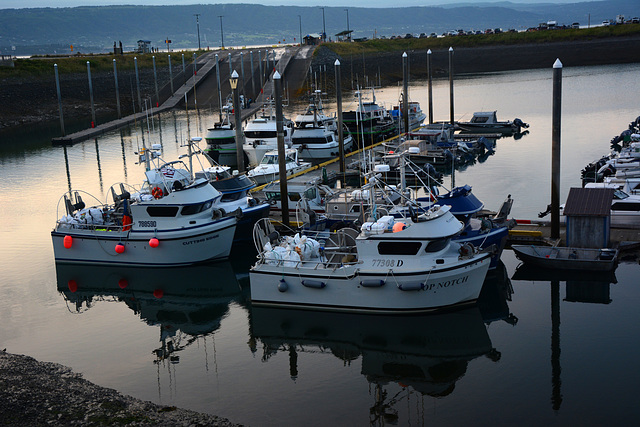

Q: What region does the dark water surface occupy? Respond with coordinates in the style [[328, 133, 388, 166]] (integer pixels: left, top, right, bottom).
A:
[[1, 64, 639, 426]]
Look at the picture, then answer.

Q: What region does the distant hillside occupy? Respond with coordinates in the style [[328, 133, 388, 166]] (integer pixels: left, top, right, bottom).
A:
[[0, 1, 634, 56]]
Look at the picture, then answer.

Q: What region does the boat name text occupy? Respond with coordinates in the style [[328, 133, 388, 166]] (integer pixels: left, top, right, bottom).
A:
[[182, 234, 219, 245], [138, 220, 157, 227], [425, 275, 469, 290]]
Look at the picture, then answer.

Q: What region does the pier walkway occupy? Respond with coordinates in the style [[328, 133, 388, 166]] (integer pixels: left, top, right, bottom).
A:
[[51, 46, 309, 146]]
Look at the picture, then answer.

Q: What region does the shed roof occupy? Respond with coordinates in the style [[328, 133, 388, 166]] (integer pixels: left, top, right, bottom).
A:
[[563, 187, 614, 216]]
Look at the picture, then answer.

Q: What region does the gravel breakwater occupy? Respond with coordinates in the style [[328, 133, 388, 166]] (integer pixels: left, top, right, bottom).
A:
[[0, 351, 241, 426]]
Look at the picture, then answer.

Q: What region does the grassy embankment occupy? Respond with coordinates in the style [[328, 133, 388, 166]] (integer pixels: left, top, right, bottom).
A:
[[0, 49, 210, 77], [322, 23, 640, 57]]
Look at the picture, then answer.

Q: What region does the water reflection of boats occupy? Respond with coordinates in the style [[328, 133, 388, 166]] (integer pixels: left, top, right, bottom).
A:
[[511, 261, 617, 304], [477, 261, 518, 326], [511, 262, 618, 284], [55, 261, 243, 361], [250, 304, 496, 401]]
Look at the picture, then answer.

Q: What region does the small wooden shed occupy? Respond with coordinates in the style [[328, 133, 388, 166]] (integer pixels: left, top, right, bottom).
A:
[[563, 187, 614, 248]]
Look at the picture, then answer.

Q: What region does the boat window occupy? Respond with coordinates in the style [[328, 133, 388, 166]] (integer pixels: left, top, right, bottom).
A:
[[293, 137, 332, 144], [261, 156, 277, 165], [350, 205, 361, 213], [207, 136, 235, 145], [288, 193, 301, 202], [611, 202, 640, 211], [304, 187, 317, 200], [613, 190, 629, 200], [245, 131, 277, 139], [378, 241, 422, 255], [220, 193, 243, 202], [424, 238, 450, 253], [265, 192, 281, 202], [181, 200, 213, 215], [146, 206, 180, 217], [471, 116, 488, 124]]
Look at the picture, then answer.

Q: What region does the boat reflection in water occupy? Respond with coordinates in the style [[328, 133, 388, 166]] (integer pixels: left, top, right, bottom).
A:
[[512, 262, 617, 304], [249, 269, 515, 421], [55, 261, 244, 363]]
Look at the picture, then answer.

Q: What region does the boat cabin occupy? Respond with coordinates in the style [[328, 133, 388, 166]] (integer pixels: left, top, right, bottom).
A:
[[469, 111, 499, 124]]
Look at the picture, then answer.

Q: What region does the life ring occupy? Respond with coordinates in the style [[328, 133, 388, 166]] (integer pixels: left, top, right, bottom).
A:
[[152, 187, 163, 199]]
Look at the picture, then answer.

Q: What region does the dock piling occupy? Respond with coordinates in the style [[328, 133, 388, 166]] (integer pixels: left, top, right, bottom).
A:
[[87, 61, 96, 128], [335, 59, 345, 174], [152, 56, 159, 108], [402, 52, 408, 134], [449, 47, 454, 125], [113, 59, 121, 118], [168, 55, 174, 95], [427, 49, 433, 124], [54, 64, 65, 136], [134, 57, 142, 113], [274, 71, 290, 227], [250, 51, 255, 99], [551, 59, 563, 239]]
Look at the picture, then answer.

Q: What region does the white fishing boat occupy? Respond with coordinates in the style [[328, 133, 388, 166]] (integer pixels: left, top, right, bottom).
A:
[[391, 99, 427, 132], [243, 102, 294, 167], [249, 175, 492, 313], [204, 104, 240, 167], [51, 157, 237, 267], [291, 90, 354, 160], [247, 148, 312, 185]]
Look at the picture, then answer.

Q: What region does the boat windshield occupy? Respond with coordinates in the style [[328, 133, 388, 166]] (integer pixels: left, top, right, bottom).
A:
[[614, 189, 630, 200], [260, 155, 278, 165], [245, 130, 277, 139]]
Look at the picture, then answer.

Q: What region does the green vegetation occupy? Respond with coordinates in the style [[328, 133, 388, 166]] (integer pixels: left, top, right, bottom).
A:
[[325, 24, 640, 57], [0, 49, 208, 77]]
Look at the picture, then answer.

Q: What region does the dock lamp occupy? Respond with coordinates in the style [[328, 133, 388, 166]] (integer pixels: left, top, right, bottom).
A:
[[230, 70, 245, 171]]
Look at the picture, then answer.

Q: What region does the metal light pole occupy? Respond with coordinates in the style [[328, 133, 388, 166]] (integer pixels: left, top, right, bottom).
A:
[[274, 70, 289, 227], [230, 70, 244, 171], [194, 14, 201, 50], [298, 15, 302, 46], [218, 15, 225, 49], [345, 9, 350, 41], [321, 7, 326, 42]]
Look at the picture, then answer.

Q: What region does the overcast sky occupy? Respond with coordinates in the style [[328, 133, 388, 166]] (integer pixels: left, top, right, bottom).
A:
[[0, 1, 577, 9]]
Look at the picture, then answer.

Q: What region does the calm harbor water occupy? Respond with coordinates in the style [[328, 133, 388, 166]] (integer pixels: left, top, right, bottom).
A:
[[1, 63, 639, 425]]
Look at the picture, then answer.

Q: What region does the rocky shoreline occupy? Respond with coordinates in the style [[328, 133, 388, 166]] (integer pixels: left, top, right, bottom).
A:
[[0, 351, 241, 426]]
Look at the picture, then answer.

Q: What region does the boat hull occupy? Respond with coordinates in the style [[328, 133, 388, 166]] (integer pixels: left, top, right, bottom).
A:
[[249, 254, 491, 314], [52, 216, 237, 267], [511, 245, 618, 271]]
